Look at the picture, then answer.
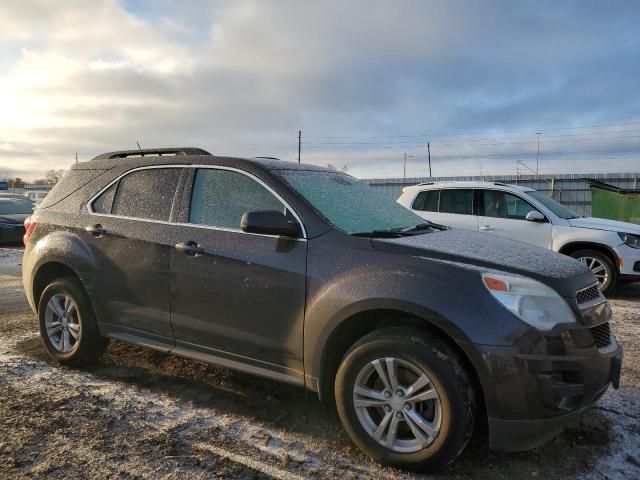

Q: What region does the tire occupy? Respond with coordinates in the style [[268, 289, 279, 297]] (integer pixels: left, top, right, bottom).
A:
[[569, 249, 616, 294], [335, 327, 476, 472], [38, 276, 108, 366]]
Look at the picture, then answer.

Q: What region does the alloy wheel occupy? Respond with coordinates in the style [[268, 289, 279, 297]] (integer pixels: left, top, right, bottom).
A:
[[577, 256, 609, 289], [45, 293, 81, 353], [353, 357, 442, 453]]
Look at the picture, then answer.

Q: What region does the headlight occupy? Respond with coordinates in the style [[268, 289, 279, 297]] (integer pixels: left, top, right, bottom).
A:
[[482, 273, 575, 331], [618, 232, 640, 249]]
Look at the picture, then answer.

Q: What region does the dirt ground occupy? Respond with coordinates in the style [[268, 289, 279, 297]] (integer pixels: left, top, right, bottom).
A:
[[1, 245, 639, 479]]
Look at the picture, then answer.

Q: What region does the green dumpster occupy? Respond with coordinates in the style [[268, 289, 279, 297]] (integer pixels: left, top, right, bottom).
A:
[[586, 179, 640, 225]]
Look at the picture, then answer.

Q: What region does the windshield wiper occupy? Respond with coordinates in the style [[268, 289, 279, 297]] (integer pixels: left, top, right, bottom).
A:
[[352, 222, 449, 238], [401, 222, 449, 232], [351, 229, 409, 238]]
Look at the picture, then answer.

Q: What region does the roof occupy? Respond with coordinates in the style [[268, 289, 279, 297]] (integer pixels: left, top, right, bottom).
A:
[[583, 178, 640, 194], [75, 147, 336, 174], [402, 181, 535, 192]]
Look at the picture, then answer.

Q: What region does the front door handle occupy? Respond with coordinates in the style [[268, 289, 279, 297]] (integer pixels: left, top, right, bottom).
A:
[[86, 224, 106, 236], [175, 241, 204, 256], [480, 225, 493, 231]]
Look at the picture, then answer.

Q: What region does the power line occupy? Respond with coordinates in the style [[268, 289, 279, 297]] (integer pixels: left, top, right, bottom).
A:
[[303, 120, 640, 140]]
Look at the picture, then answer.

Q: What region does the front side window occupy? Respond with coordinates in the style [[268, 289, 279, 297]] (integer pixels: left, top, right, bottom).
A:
[[109, 168, 181, 221], [412, 190, 439, 212], [439, 189, 473, 215], [189, 168, 285, 229], [481, 190, 539, 220]]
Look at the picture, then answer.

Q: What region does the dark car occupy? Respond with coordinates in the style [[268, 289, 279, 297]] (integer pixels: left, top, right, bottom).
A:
[[22, 148, 622, 471], [0, 197, 33, 244]]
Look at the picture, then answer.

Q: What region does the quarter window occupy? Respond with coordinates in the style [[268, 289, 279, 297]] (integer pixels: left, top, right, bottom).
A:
[[91, 182, 117, 214], [109, 168, 181, 221], [481, 190, 538, 220], [189, 169, 285, 230], [439, 189, 473, 215]]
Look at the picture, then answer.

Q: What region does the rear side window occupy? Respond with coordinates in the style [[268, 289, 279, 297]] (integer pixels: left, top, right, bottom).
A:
[[189, 168, 284, 229], [109, 168, 181, 221], [439, 189, 473, 215]]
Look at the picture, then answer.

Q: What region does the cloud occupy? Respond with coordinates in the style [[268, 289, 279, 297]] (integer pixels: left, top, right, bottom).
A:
[[0, 0, 639, 181]]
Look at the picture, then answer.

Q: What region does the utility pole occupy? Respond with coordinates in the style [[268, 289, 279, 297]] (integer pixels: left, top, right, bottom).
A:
[[297, 130, 301, 163], [427, 141, 432, 177], [403, 152, 407, 179], [536, 132, 541, 174]]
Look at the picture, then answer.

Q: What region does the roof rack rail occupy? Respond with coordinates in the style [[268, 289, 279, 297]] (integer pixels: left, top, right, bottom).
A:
[[92, 147, 211, 161], [254, 156, 281, 160], [416, 182, 434, 186], [493, 182, 508, 186]]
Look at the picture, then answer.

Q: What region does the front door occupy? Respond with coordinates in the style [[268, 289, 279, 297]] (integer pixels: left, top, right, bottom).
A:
[[477, 189, 552, 249], [170, 167, 307, 380]]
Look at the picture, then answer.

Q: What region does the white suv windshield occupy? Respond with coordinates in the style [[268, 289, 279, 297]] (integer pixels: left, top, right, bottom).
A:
[[527, 191, 580, 219], [278, 170, 425, 234]]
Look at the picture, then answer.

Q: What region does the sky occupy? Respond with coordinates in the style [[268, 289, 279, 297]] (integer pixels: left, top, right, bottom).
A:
[[1, 0, 640, 181]]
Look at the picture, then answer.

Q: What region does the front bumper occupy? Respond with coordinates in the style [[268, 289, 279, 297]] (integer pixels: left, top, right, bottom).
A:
[[614, 242, 640, 276], [468, 325, 623, 452]]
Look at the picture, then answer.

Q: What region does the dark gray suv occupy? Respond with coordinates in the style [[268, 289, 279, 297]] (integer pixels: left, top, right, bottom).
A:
[[22, 148, 622, 471]]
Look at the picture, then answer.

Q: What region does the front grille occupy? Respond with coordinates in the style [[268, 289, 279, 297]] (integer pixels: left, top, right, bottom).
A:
[[576, 284, 600, 304], [590, 323, 611, 348]]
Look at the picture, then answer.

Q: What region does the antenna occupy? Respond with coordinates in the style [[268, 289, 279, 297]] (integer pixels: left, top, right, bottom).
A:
[[136, 141, 142, 151]]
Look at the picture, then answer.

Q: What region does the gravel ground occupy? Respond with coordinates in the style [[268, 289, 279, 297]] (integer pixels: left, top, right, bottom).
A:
[[1, 245, 639, 479]]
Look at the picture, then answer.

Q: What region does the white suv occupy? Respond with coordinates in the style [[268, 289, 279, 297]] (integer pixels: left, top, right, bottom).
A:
[[397, 181, 640, 293]]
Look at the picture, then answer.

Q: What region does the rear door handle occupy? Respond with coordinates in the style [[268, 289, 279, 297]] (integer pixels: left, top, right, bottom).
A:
[[175, 241, 204, 256], [85, 224, 106, 236], [480, 225, 493, 231]]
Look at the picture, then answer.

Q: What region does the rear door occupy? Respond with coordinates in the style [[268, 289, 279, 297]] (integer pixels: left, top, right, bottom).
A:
[[477, 189, 552, 248], [169, 167, 307, 381], [84, 166, 188, 345]]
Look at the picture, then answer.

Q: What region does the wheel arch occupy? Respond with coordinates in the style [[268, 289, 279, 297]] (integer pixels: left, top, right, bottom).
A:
[[315, 308, 487, 420], [557, 241, 619, 272], [32, 261, 85, 310]]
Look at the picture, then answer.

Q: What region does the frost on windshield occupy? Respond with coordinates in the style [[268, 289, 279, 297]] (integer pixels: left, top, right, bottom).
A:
[[279, 171, 423, 234]]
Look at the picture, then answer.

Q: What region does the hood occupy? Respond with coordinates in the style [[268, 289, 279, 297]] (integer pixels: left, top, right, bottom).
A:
[[568, 216, 640, 234], [0, 213, 29, 225], [371, 229, 594, 297]]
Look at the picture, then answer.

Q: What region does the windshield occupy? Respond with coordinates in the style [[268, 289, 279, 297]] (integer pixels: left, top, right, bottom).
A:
[[0, 200, 33, 215], [277, 170, 427, 234], [527, 191, 580, 219]]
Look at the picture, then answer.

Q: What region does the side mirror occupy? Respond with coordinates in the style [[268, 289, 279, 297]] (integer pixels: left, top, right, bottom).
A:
[[240, 210, 300, 237], [525, 210, 546, 222]]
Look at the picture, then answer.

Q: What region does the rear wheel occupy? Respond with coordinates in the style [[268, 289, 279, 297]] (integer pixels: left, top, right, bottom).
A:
[[570, 249, 616, 294], [335, 328, 476, 472], [38, 276, 108, 365]]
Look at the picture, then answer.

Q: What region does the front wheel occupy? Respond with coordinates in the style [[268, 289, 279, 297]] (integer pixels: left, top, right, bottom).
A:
[[335, 328, 476, 472], [570, 249, 616, 294]]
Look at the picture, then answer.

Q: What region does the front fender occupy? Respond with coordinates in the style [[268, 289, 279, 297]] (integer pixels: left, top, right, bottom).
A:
[[303, 247, 530, 393]]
